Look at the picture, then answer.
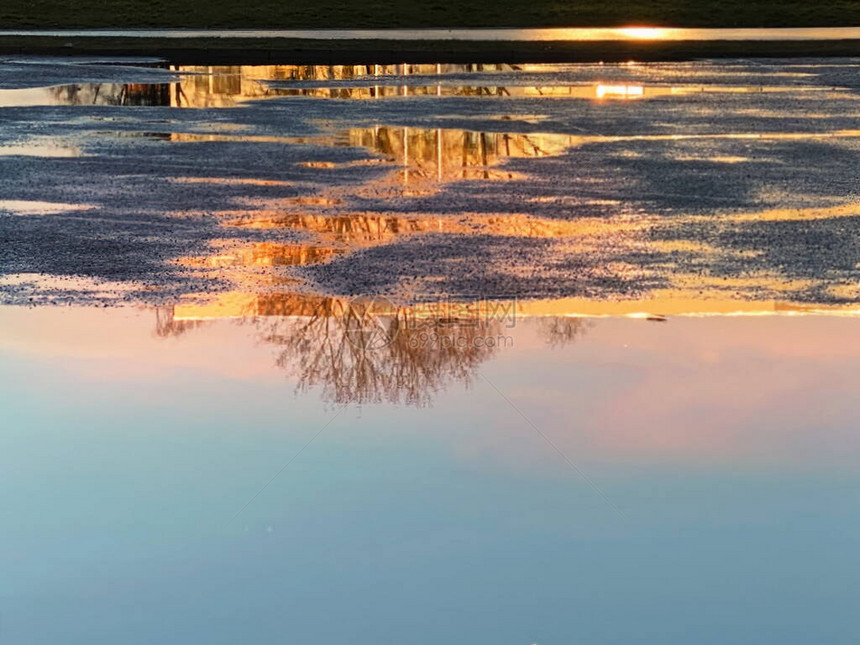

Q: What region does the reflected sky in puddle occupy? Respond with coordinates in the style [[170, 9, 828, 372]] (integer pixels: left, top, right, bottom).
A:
[[0, 199, 94, 214], [2, 304, 860, 643]]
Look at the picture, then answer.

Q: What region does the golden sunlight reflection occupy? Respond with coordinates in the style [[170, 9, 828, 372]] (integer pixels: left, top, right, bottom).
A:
[[347, 127, 572, 183], [168, 108, 860, 309], [19, 63, 844, 111], [179, 242, 343, 268], [5, 63, 859, 323], [595, 84, 644, 99]]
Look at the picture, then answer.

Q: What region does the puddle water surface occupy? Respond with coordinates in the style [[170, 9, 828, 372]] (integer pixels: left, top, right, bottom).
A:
[[2, 58, 860, 645]]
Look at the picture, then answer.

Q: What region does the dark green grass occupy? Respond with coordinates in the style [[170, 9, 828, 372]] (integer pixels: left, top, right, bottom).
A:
[[2, 0, 860, 29]]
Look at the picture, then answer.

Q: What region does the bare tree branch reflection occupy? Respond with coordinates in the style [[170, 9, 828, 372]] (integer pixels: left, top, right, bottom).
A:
[[253, 296, 505, 406], [154, 306, 210, 338], [538, 316, 593, 348], [154, 293, 591, 406]]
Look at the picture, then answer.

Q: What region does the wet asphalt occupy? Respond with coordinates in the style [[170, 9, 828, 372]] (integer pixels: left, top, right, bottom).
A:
[[1, 58, 859, 305]]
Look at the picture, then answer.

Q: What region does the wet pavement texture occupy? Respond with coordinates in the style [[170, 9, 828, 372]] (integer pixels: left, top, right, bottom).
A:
[[1, 58, 859, 309]]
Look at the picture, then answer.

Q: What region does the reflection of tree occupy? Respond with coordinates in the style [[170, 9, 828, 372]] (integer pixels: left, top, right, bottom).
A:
[[154, 294, 591, 406], [161, 63, 526, 106], [154, 306, 209, 338], [183, 242, 341, 268], [254, 296, 503, 406], [348, 127, 571, 183], [537, 316, 592, 348], [50, 83, 171, 106]]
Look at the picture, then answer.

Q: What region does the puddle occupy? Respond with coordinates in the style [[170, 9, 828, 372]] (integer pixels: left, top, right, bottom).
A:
[[0, 141, 81, 157], [179, 242, 344, 268], [0, 200, 94, 214], [2, 63, 848, 108], [2, 301, 860, 641], [3, 56, 860, 644]]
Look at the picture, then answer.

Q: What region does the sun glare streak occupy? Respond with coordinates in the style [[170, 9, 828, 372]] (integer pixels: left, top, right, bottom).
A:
[[617, 27, 669, 40]]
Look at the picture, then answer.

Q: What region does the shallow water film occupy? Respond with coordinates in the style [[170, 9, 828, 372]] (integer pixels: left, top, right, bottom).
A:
[[1, 58, 859, 644]]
